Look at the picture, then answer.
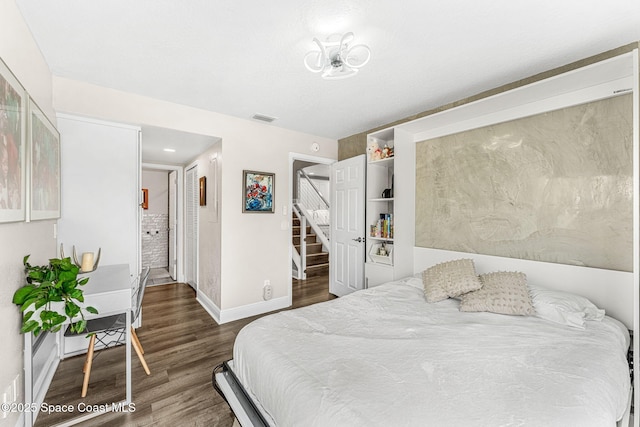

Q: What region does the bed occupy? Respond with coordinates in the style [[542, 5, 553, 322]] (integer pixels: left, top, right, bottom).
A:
[[214, 265, 632, 426]]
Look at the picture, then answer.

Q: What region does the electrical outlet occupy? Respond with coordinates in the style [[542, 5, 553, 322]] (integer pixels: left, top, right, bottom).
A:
[[263, 280, 272, 301]]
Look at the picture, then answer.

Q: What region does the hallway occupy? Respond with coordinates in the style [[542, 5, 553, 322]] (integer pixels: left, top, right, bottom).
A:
[[148, 267, 176, 286]]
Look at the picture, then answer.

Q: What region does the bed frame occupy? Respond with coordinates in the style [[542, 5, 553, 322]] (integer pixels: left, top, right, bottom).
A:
[[213, 361, 270, 427], [214, 248, 635, 426]]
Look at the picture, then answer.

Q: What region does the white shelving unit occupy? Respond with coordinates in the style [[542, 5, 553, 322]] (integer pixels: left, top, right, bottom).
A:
[[365, 128, 396, 287]]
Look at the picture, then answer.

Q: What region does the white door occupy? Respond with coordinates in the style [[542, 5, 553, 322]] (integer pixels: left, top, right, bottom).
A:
[[330, 154, 366, 297], [168, 170, 177, 280], [185, 166, 198, 290]]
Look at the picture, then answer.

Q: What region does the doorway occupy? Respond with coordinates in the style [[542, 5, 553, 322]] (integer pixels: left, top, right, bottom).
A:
[[141, 164, 183, 285], [288, 152, 334, 303]]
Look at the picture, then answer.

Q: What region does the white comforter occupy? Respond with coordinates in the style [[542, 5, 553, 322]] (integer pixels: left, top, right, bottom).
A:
[[232, 277, 631, 427]]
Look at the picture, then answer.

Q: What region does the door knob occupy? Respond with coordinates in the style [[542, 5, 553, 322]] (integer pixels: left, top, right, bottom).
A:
[[352, 237, 364, 243]]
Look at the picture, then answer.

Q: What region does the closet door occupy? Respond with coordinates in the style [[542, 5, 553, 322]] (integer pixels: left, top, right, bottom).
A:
[[56, 114, 140, 274], [185, 165, 198, 289]]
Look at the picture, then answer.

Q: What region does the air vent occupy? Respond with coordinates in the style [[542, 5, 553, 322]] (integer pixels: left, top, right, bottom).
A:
[[252, 113, 277, 123]]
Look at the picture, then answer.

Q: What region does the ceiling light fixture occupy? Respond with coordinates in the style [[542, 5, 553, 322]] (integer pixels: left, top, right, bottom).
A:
[[163, 148, 176, 152], [304, 32, 371, 80]]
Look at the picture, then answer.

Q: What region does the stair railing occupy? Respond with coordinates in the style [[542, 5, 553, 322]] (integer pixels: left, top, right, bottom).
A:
[[297, 169, 330, 243], [292, 204, 307, 280], [294, 202, 329, 251]]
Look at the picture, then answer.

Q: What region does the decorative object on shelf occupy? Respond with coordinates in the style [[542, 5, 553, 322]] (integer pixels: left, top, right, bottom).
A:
[[304, 32, 371, 80], [28, 97, 60, 221], [12, 255, 98, 336], [369, 243, 393, 265], [60, 244, 102, 273], [243, 170, 275, 213], [0, 58, 27, 223], [367, 140, 394, 162], [199, 176, 206, 206]]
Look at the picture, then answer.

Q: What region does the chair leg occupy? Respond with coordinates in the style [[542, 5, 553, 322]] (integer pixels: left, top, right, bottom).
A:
[[130, 330, 151, 375], [81, 335, 96, 398], [131, 327, 144, 354]]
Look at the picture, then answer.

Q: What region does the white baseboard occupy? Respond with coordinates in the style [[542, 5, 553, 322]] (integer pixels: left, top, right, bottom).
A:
[[219, 295, 289, 324], [196, 290, 222, 324], [197, 291, 289, 325]]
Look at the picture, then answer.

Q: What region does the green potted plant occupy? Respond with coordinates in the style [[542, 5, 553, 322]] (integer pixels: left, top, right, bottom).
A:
[[12, 255, 98, 336]]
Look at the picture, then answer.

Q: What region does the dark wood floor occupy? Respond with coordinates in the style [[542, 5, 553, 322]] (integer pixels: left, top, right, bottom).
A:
[[35, 274, 333, 427]]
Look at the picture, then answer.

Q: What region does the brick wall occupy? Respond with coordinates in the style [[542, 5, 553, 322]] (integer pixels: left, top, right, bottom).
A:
[[142, 213, 168, 268]]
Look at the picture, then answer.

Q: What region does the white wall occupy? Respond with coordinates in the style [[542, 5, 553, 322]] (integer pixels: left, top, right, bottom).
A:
[[0, 1, 56, 425], [52, 77, 338, 319], [142, 169, 169, 215]]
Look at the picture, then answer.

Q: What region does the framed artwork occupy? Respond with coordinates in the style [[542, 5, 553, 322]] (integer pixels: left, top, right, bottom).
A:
[[242, 170, 274, 213], [28, 97, 60, 221], [199, 176, 206, 206], [0, 58, 26, 222], [141, 188, 149, 209]]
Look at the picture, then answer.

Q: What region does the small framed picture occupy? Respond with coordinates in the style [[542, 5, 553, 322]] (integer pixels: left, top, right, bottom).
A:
[[242, 170, 274, 213], [199, 176, 206, 206], [141, 188, 149, 209]]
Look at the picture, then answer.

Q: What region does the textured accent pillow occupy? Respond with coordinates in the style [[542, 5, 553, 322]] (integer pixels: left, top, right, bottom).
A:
[[422, 259, 482, 303], [459, 271, 535, 316], [529, 284, 605, 329]]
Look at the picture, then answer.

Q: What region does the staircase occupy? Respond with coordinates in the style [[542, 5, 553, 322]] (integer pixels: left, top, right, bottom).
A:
[[293, 214, 329, 277]]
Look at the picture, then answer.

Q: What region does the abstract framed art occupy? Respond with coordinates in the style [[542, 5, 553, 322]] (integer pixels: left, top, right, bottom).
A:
[[199, 176, 206, 206], [0, 58, 26, 222], [28, 97, 60, 221], [242, 170, 274, 213]]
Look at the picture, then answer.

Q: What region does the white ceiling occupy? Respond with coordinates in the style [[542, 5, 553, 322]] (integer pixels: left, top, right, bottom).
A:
[[141, 125, 219, 166], [15, 0, 640, 161]]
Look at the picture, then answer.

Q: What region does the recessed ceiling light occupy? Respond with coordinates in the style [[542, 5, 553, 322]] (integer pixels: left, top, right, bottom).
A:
[[163, 148, 176, 152]]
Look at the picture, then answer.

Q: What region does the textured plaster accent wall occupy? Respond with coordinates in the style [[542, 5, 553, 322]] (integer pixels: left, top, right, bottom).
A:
[[142, 213, 168, 268], [415, 94, 633, 271]]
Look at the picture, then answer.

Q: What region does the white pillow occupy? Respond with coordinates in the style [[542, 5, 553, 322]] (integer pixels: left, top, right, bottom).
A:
[[529, 284, 605, 329]]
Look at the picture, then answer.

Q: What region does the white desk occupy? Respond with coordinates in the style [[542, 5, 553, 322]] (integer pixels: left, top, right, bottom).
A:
[[79, 264, 134, 404], [81, 263, 133, 316], [25, 264, 135, 427]]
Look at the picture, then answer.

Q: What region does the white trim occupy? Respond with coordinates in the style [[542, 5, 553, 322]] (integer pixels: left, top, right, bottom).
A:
[[288, 152, 334, 302], [218, 295, 289, 324], [56, 113, 141, 131], [400, 52, 635, 142], [142, 162, 185, 283], [285, 151, 336, 292], [631, 47, 639, 424], [196, 289, 221, 324]]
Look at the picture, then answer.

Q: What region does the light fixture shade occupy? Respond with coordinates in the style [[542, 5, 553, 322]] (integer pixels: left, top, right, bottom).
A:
[[304, 32, 370, 80]]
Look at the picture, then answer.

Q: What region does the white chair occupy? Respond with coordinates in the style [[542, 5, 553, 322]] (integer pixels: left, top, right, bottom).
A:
[[65, 266, 151, 397]]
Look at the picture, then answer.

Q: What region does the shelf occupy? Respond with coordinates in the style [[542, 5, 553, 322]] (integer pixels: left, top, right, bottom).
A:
[[369, 197, 394, 202], [368, 156, 394, 166], [368, 237, 394, 242]]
